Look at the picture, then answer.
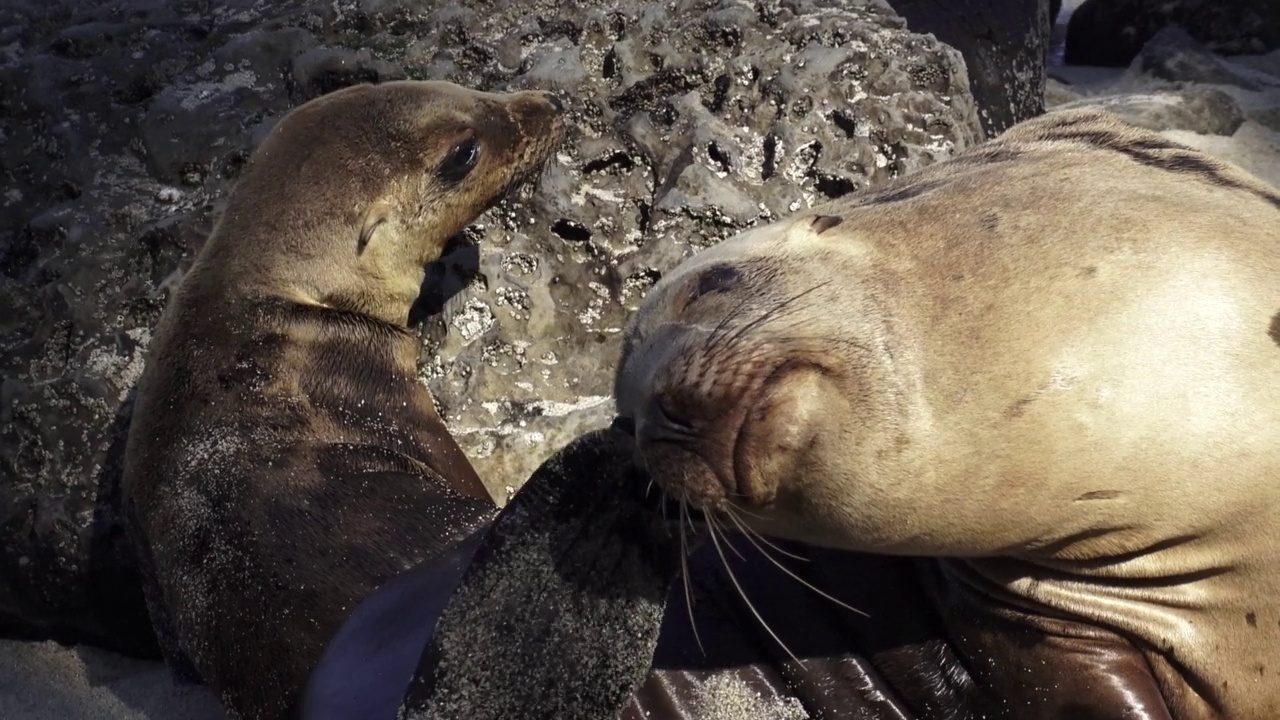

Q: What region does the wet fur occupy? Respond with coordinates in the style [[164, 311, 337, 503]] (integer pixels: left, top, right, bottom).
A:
[[616, 108, 1280, 720]]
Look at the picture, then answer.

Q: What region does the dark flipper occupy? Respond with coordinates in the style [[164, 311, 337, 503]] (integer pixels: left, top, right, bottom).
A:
[[398, 425, 682, 720]]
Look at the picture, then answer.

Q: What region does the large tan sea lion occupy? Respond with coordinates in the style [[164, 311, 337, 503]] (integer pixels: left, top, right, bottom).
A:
[[121, 79, 563, 719], [613, 107, 1280, 720]]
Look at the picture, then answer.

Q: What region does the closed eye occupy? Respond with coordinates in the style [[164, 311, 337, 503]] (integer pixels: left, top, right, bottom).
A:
[[437, 139, 481, 184], [686, 264, 742, 306]]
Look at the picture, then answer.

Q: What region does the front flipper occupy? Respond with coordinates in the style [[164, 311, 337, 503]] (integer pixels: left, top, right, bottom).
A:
[[397, 426, 682, 720]]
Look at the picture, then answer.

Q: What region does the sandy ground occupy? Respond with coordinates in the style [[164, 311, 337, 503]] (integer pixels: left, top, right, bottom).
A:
[[0, 640, 225, 719], [3, 2, 1277, 718]]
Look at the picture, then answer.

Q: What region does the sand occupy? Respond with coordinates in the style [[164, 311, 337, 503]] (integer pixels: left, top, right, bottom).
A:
[[0, 640, 225, 720]]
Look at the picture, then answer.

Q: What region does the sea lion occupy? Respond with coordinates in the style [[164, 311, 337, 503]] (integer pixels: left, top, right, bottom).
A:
[[396, 424, 681, 720], [304, 421, 984, 720], [613, 107, 1280, 719], [121, 79, 564, 719]]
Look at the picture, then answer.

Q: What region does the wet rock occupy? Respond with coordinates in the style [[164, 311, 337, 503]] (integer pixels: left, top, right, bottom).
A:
[[1053, 87, 1246, 136], [1131, 27, 1260, 90], [0, 0, 987, 655], [893, 0, 1052, 136], [1044, 77, 1084, 108], [291, 45, 408, 101], [1065, 0, 1280, 68], [1251, 107, 1280, 133]]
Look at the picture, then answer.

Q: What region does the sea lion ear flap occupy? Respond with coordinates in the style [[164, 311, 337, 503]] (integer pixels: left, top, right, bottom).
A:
[[810, 215, 843, 235], [358, 200, 394, 255]]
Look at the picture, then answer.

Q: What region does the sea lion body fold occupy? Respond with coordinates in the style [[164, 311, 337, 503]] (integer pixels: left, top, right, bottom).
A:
[[122, 80, 563, 719], [615, 108, 1280, 719]]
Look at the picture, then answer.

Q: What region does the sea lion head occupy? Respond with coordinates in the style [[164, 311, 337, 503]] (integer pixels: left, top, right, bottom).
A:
[[196, 80, 566, 325], [612, 212, 921, 552]]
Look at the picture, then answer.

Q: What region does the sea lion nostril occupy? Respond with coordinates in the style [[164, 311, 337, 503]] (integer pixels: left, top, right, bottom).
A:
[[546, 93, 564, 111], [637, 393, 698, 448]]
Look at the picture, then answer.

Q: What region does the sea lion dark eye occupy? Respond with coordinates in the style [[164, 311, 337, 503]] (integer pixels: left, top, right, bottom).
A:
[[437, 139, 480, 184]]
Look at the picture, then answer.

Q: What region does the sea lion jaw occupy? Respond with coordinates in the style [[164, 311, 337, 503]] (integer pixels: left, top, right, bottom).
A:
[[201, 80, 565, 326], [731, 362, 830, 510]]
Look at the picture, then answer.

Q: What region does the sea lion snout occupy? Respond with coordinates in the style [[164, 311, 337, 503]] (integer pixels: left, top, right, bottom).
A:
[[497, 89, 567, 155], [617, 318, 798, 514]]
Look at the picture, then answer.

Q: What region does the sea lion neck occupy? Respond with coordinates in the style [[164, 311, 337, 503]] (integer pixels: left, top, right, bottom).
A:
[[189, 221, 429, 328]]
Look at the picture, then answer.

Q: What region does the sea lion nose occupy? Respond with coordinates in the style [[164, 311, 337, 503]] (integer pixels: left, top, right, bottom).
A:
[[635, 393, 697, 450], [546, 93, 563, 111]]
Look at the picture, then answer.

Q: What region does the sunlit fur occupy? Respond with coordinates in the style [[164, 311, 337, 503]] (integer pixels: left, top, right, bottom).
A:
[[190, 80, 565, 326], [615, 108, 1280, 720]]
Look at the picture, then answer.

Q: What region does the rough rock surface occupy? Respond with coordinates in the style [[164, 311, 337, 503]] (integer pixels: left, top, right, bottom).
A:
[[1047, 18, 1280, 187], [1133, 27, 1262, 90], [1065, 0, 1280, 68], [1050, 25, 1280, 138], [893, 0, 1050, 136], [0, 0, 983, 654]]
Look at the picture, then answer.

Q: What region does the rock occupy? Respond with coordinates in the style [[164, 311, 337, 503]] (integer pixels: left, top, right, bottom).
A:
[[1252, 107, 1280, 133], [892, 0, 1052, 136], [1, 0, 1042, 659], [291, 45, 409, 100], [142, 28, 321, 184], [1231, 48, 1280, 80], [1065, 0, 1280, 68], [1053, 87, 1246, 136], [1129, 27, 1259, 90], [1044, 77, 1083, 108], [417, 0, 985, 498]]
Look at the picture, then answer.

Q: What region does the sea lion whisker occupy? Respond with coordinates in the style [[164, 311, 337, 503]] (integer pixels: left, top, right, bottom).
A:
[[719, 282, 831, 351], [724, 510, 868, 618], [719, 502, 766, 521], [707, 513, 746, 562], [707, 522, 804, 666], [706, 293, 758, 351], [679, 503, 707, 656], [722, 506, 808, 562]]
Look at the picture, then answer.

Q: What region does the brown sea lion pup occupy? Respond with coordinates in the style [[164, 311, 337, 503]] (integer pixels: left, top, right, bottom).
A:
[[121, 79, 564, 719], [614, 107, 1280, 720]]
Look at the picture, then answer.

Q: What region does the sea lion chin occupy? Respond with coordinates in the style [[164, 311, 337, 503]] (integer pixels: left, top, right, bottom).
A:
[[121, 79, 564, 719], [613, 108, 1280, 719]]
